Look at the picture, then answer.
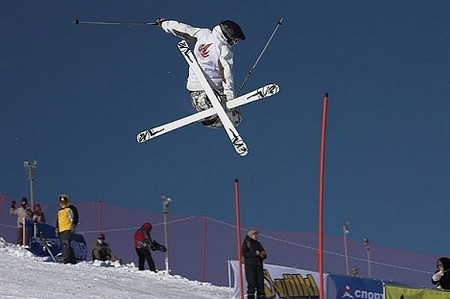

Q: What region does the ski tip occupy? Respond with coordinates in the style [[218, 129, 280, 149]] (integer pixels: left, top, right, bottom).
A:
[[239, 150, 249, 157], [136, 131, 148, 143], [236, 146, 249, 156], [269, 83, 280, 93]]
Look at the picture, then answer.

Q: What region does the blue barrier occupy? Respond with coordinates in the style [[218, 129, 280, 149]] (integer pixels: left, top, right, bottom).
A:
[[26, 222, 87, 261]]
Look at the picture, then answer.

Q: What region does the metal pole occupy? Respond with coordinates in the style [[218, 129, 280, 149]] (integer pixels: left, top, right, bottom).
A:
[[236, 18, 283, 96], [24, 160, 37, 208], [73, 19, 157, 26], [318, 93, 329, 299], [163, 212, 169, 273], [343, 222, 350, 275], [22, 217, 26, 246], [98, 200, 103, 233], [29, 177, 34, 207], [162, 195, 171, 274], [364, 237, 371, 278]]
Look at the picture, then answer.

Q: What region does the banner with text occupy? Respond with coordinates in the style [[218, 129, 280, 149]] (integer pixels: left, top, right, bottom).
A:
[[385, 284, 450, 299], [26, 222, 87, 261], [327, 274, 383, 299], [229, 260, 325, 299]]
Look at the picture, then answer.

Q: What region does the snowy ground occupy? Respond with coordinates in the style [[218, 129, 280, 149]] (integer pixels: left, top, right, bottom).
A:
[[0, 238, 231, 299]]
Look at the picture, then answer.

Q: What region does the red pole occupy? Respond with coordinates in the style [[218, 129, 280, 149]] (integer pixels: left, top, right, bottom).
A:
[[201, 215, 207, 282], [318, 93, 329, 299], [235, 179, 244, 299], [98, 200, 103, 233]]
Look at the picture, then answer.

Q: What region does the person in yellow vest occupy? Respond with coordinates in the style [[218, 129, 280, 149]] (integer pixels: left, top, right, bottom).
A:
[[55, 194, 79, 264]]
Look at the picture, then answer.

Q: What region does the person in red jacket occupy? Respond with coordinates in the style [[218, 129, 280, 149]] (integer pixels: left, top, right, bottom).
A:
[[32, 204, 46, 223], [134, 222, 166, 272]]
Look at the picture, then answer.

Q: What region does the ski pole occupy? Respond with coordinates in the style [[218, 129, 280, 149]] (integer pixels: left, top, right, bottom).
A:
[[237, 18, 283, 96], [73, 19, 157, 26]]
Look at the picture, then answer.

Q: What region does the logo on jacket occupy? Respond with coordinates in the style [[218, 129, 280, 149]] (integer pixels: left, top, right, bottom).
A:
[[198, 43, 212, 58]]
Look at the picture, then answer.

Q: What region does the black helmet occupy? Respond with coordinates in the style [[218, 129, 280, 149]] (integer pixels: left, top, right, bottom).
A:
[[220, 20, 245, 45], [59, 194, 70, 204]]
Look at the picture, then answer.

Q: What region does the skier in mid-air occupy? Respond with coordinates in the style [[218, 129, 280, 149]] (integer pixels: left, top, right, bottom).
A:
[[155, 17, 246, 128]]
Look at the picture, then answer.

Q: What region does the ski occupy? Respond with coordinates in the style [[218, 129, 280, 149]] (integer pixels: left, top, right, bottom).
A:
[[136, 83, 279, 144], [177, 40, 248, 156], [37, 231, 57, 262]]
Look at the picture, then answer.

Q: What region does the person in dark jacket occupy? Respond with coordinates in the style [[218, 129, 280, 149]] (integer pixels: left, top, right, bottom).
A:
[[242, 230, 267, 299], [55, 194, 79, 264], [432, 257, 450, 290], [92, 233, 118, 262], [134, 222, 166, 272]]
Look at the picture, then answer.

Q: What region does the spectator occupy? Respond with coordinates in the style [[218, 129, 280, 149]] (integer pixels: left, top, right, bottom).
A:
[[242, 229, 267, 299], [156, 17, 245, 128], [32, 203, 46, 223], [55, 194, 79, 264], [432, 257, 450, 290], [134, 222, 166, 272], [92, 233, 119, 263], [9, 197, 32, 245]]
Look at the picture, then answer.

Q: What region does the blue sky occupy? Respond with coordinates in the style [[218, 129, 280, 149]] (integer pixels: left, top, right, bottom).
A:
[[1, 1, 449, 256]]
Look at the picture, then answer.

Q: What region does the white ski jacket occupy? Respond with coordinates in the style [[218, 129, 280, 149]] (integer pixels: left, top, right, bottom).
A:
[[10, 206, 32, 227], [161, 20, 235, 101]]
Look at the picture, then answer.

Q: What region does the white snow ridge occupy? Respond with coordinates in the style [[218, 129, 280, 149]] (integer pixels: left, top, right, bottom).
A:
[[0, 237, 230, 299]]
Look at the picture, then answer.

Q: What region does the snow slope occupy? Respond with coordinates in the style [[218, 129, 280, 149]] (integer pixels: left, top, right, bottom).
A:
[[0, 238, 230, 299]]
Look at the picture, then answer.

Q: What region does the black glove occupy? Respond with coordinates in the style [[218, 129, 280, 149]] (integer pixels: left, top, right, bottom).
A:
[[155, 17, 167, 26], [10, 201, 16, 209], [259, 250, 267, 259], [141, 240, 155, 250], [149, 240, 156, 251]]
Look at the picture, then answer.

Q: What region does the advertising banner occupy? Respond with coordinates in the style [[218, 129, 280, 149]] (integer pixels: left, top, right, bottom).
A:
[[328, 274, 383, 299], [385, 284, 450, 299], [229, 260, 324, 299], [26, 221, 87, 261]]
